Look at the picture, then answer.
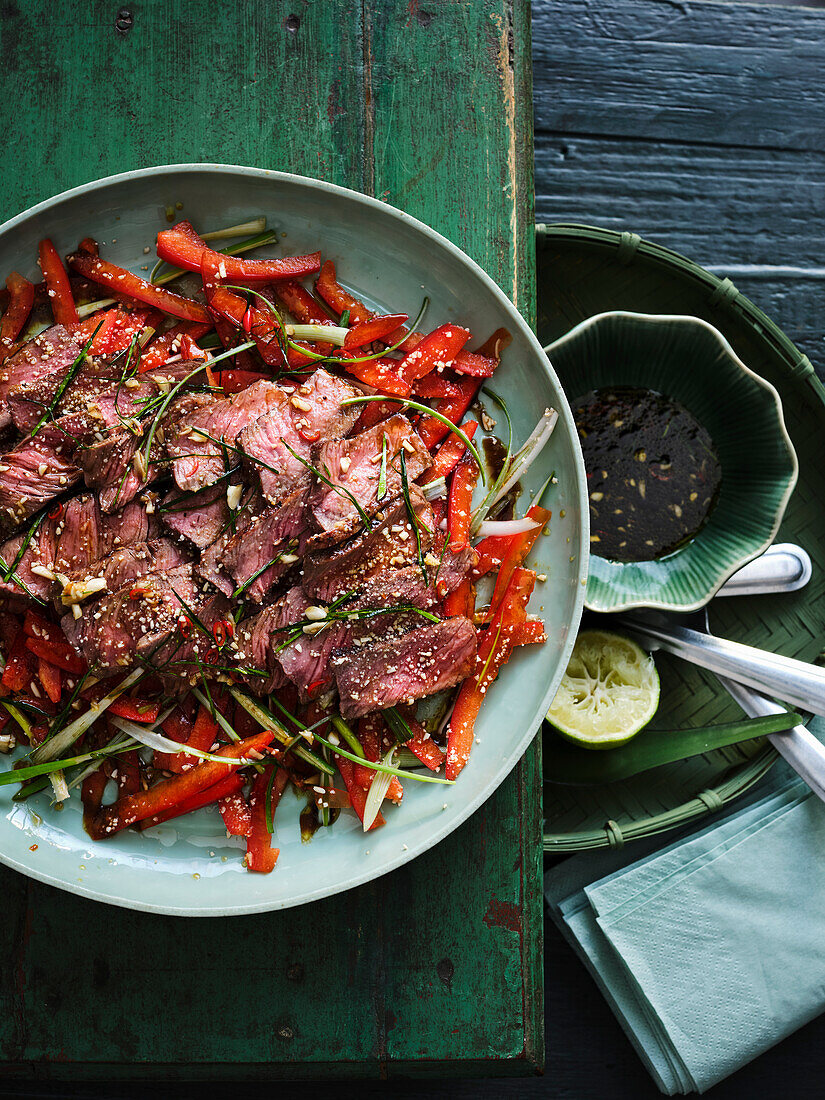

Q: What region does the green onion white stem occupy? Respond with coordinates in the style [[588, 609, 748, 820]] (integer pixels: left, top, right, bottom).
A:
[[288, 324, 348, 345], [313, 733, 454, 785], [470, 406, 558, 534], [108, 714, 247, 766], [362, 748, 396, 830], [229, 688, 335, 776], [201, 218, 267, 241], [30, 668, 143, 764]]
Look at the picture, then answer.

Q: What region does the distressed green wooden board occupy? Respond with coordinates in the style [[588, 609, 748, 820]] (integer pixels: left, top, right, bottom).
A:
[[0, 0, 541, 1078]]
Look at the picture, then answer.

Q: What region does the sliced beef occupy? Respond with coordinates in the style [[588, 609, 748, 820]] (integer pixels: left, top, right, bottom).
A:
[[218, 491, 307, 603], [272, 587, 349, 700], [63, 538, 190, 595], [9, 358, 157, 436], [63, 564, 199, 671], [0, 495, 156, 604], [77, 426, 147, 513], [0, 425, 82, 536], [303, 491, 434, 602], [160, 481, 232, 550], [148, 592, 235, 688], [309, 415, 431, 545], [195, 488, 265, 596], [165, 380, 284, 493], [238, 369, 361, 504], [233, 603, 289, 694], [0, 326, 81, 430], [334, 616, 477, 718]]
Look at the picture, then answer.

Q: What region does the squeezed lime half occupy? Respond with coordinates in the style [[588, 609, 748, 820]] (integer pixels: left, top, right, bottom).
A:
[[547, 629, 660, 749]]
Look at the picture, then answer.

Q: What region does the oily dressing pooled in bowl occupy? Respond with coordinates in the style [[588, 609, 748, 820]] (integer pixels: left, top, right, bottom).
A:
[[574, 386, 722, 562]]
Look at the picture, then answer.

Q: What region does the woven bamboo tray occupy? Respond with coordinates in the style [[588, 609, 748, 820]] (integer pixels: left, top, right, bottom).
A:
[[538, 223, 825, 852]]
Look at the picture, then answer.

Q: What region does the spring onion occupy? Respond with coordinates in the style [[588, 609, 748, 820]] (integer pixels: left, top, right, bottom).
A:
[[362, 748, 396, 830], [30, 668, 143, 764]]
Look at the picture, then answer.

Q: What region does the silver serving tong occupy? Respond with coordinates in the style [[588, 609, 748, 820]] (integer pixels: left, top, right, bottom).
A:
[[618, 544, 825, 801]]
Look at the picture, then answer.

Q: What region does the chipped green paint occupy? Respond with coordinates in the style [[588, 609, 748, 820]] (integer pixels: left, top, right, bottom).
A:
[[0, 0, 541, 1078]]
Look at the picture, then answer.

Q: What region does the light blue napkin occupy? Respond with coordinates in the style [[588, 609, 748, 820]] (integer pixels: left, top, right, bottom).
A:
[[545, 719, 825, 1095]]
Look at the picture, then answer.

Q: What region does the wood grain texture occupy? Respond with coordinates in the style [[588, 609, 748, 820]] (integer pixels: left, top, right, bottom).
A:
[[533, 0, 825, 371], [0, 0, 542, 1080]]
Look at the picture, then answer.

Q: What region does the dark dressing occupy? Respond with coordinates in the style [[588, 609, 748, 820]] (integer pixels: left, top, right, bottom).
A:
[[573, 387, 722, 562]]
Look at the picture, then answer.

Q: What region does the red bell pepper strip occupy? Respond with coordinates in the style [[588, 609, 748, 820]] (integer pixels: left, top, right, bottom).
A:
[[315, 260, 372, 325], [177, 704, 220, 769], [355, 715, 403, 803], [446, 568, 536, 780], [413, 374, 463, 400], [335, 756, 386, 830], [344, 313, 409, 350], [338, 355, 412, 397], [398, 324, 470, 383], [88, 730, 275, 839], [142, 772, 246, 829], [219, 787, 253, 836], [100, 307, 153, 355], [68, 251, 211, 323], [138, 320, 212, 373], [201, 257, 287, 368], [402, 715, 446, 771], [81, 766, 108, 834], [79, 237, 99, 256], [416, 375, 481, 449], [0, 272, 35, 359], [511, 619, 546, 646], [38, 238, 79, 325], [37, 657, 62, 705], [153, 707, 193, 772], [276, 280, 336, 359], [107, 697, 161, 724], [23, 612, 87, 674], [484, 505, 551, 623], [276, 280, 335, 327], [422, 420, 478, 485], [115, 749, 142, 797], [1, 629, 35, 693], [246, 765, 288, 873], [447, 453, 480, 553], [442, 577, 475, 618], [179, 333, 207, 362], [215, 368, 267, 394], [452, 350, 497, 377], [157, 221, 321, 285], [354, 398, 399, 432], [67, 308, 119, 354]]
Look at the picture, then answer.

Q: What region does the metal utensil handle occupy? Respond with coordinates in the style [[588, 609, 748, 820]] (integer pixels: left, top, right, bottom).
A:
[[717, 675, 825, 803], [622, 617, 825, 717], [715, 543, 812, 597]]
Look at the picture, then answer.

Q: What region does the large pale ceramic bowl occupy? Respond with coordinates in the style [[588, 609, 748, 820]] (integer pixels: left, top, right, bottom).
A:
[[0, 165, 588, 915], [545, 311, 798, 613]]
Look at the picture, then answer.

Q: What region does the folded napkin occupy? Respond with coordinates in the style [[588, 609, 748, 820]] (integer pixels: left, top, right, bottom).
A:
[[545, 718, 825, 1095]]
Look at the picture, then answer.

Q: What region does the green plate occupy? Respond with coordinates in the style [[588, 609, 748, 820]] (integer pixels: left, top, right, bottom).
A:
[[538, 223, 825, 852], [0, 167, 589, 914], [547, 311, 798, 613]]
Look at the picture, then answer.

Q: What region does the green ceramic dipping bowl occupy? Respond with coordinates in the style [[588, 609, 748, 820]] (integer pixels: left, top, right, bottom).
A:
[[545, 311, 798, 613]]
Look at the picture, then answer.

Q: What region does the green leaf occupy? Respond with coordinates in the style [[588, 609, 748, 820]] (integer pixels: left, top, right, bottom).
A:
[[543, 712, 802, 787]]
